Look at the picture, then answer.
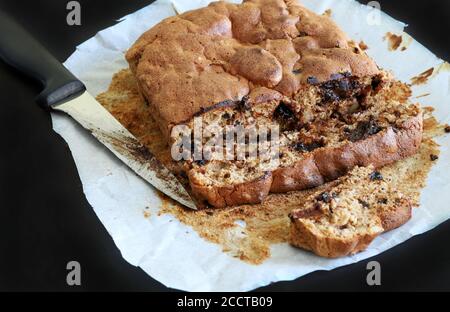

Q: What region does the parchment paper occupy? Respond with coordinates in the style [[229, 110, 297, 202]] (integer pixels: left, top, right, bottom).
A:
[[52, 0, 450, 291]]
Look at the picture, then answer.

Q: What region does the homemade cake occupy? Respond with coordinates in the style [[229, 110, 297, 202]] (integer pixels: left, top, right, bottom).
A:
[[289, 166, 413, 257], [126, 0, 423, 208]]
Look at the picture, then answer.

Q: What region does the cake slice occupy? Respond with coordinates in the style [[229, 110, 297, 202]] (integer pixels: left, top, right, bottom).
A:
[[186, 77, 422, 207], [289, 166, 412, 258], [126, 0, 423, 208]]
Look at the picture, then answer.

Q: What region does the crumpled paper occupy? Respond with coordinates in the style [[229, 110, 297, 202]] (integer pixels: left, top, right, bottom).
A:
[[52, 0, 450, 291]]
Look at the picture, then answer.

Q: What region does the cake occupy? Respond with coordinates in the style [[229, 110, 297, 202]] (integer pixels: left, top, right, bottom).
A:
[[126, 0, 422, 208], [289, 166, 412, 257]]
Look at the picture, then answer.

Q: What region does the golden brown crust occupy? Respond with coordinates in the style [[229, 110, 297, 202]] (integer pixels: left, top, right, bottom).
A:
[[126, 0, 379, 138], [194, 115, 422, 207], [271, 154, 325, 192], [378, 198, 412, 232], [312, 114, 423, 182], [289, 220, 378, 258], [189, 171, 273, 208]]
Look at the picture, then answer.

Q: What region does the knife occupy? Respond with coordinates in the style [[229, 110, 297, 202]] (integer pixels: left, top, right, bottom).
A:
[[0, 11, 197, 210]]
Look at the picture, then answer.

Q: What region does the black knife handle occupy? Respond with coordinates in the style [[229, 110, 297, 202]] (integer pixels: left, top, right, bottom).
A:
[[0, 10, 85, 107]]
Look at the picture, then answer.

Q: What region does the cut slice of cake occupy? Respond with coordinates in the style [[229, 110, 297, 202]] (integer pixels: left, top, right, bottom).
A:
[[126, 0, 423, 208], [289, 166, 413, 258]]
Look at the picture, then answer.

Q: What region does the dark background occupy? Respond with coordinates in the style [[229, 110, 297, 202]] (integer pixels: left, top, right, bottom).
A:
[[0, 0, 449, 292]]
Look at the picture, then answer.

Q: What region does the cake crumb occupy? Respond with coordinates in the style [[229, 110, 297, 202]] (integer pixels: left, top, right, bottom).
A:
[[415, 93, 430, 99], [359, 41, 369, 51], [323, 9, 332, 17], [411, 68, 434, 85], [384, 32, 403, 51], [143, 208, 151, 218]]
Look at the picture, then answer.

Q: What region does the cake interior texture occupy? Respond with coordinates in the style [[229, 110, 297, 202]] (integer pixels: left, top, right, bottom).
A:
[[126, 0, 423, 208], [289, 166, 412, 258]]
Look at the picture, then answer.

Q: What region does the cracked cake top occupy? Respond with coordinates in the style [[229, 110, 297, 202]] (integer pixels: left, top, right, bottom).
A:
[[126, 0, 380, 138]]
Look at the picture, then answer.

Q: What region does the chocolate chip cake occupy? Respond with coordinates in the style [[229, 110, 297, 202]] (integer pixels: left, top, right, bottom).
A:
[[126, 0, 423, 208], [289, 166, 412, 257]]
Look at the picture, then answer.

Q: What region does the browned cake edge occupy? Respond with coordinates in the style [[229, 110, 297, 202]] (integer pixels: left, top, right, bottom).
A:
[[189, 114, 422, 208]]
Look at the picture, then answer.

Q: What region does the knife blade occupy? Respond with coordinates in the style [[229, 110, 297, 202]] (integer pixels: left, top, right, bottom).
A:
[[0, 11, 197, 209]]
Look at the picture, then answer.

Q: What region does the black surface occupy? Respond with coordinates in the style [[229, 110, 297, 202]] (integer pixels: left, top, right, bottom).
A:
[[0, 0, 449, 292], [0, 10, 85, 108]]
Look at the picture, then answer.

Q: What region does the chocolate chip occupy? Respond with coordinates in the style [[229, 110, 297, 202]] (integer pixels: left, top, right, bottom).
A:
[[369, 171, 384, 181], [371, 76, 383, 92], [205, 211, 214, 216], [222, 112, 231, 119], [316, 192, 334, 203], [237, 95, 250, 111], [444, 125, 450, 133], [274, 102, 294, 119], [195, 159, 206, 166], [273, 102, 299, 131], [307, 76, 319, 85], [292, 140, 324, 153], [347, 120, 383, 142], [430, 154, 439, 161], [358, 199, 370, 208], [322, 88, 340, 102], [378, 198, 388, 204], [319, 76, 361, 103]]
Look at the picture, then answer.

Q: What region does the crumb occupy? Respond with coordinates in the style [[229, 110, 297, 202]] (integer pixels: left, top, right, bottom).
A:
[[411, 68, 434, 86], [323, 9, 332, 17], [378, 198, 388, 204], [359, 41, 369, 51], [143, 209, 151, 218], [384, 32, 402, 51], [370, 171, 384, 181], [430, 154, 439, 161], [415, 93, 431, 99]]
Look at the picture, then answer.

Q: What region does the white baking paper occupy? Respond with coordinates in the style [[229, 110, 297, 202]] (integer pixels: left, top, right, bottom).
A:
[[52, 0, 450, 291]]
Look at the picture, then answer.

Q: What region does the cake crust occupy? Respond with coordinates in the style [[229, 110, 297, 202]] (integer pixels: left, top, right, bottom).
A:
[[126, 0, 379, 139]]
